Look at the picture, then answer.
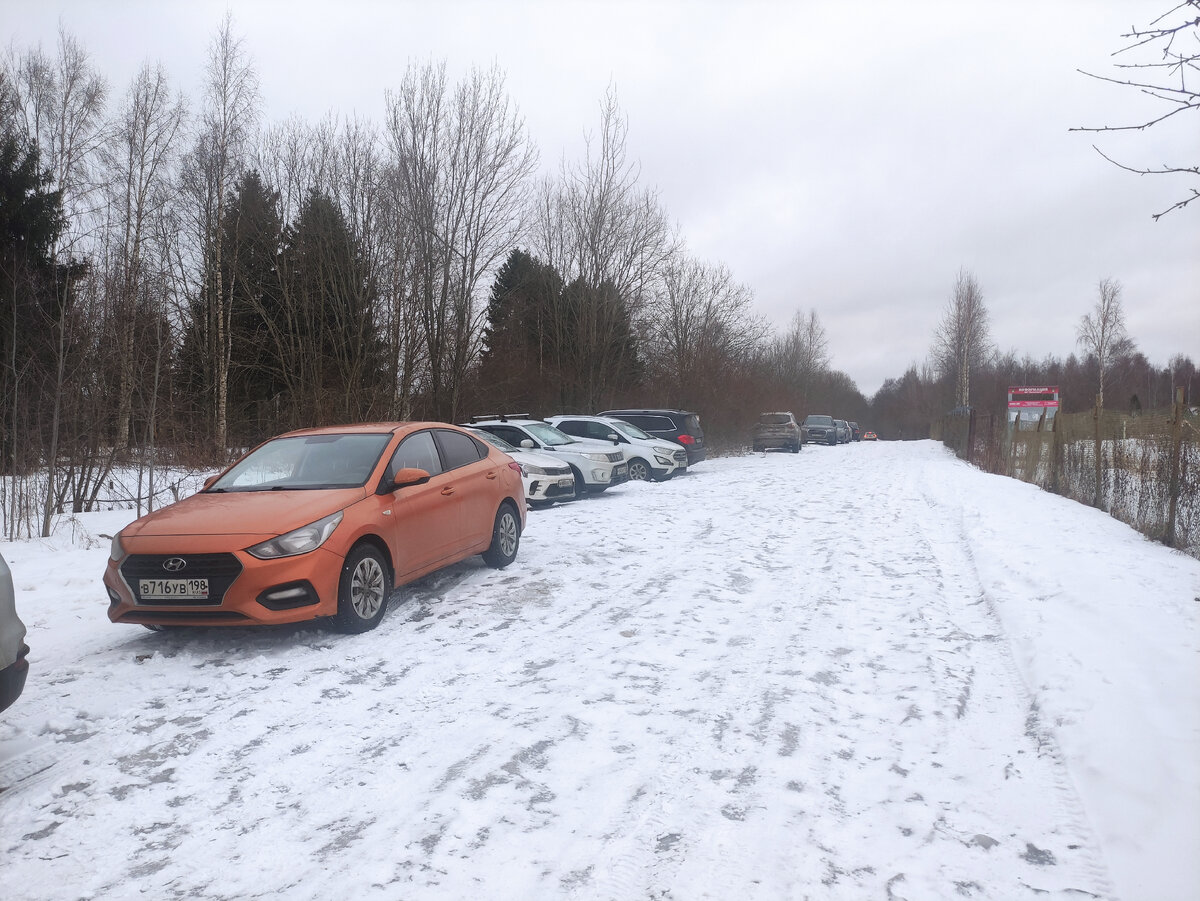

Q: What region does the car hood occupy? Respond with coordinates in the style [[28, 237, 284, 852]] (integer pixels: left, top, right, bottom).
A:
[[120, 488, 366, 541], [509, 449, 570, 470]]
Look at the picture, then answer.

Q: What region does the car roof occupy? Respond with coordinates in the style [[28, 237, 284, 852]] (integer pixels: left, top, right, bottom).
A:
[[275, 422, 452, 439], [468, 418, 543, 427], [600, 408, 696, 416]]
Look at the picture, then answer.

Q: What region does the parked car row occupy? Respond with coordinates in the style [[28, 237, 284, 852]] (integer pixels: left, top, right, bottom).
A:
[[468, 409, 704, 503], [91, 409, 706, 641], [798, 413, 867, 446]]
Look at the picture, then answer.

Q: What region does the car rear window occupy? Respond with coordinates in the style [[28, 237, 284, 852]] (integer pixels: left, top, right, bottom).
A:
[[625, 415, 673, 432], [761, 414, 792, 425]]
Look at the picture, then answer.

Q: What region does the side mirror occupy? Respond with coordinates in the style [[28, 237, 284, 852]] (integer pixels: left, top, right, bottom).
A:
[[520, 439, 535, 449], [607, 433, 621, 444], [378, 467, 431, 493], [203, 474, 219, 490]]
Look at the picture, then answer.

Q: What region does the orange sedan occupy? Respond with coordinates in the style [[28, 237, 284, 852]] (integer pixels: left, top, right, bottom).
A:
[[104, 423, 525, 633]]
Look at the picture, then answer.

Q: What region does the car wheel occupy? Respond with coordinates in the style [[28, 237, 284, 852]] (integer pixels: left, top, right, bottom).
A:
[[331, 544, 390, 633], [482, 503, 521, 568], [791, 442, 800, 453], [828, 436, 836, 446], [627, 458, 652, 481]]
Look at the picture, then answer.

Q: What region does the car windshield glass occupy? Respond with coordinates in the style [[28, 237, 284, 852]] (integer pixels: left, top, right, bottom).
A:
[[611, 420, 653, 441], [210, 433, 391, 491], [761, 414, 792, 425], [470, 429, 515, 452], [804, 415, 834, 426], [524, 422, 575, 446]]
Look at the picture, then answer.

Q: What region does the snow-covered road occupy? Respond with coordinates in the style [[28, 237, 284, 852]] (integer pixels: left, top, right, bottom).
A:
[[2, 440, 1197, 900]]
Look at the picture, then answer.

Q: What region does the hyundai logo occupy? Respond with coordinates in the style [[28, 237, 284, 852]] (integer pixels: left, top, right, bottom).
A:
[[162, 557, 188, 572]]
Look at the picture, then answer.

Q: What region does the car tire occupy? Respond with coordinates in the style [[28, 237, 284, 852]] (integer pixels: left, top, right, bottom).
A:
[[791, 442, 800, 453], [482, 503, 521, 569], [331, 544, 390, 634], [828, 436, 836, 446], [627, 458, 652, 481]]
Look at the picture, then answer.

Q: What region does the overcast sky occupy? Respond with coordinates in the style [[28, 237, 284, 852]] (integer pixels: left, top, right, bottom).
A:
[[7, 0, 1198, 397]]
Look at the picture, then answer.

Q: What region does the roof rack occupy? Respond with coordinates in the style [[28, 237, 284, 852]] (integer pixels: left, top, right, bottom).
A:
[[469, 412, 532, 423]]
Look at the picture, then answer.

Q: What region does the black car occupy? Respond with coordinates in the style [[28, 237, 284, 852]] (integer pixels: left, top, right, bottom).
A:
[[801, 414, 838, 445], [599, 409, 706, 466], [848, 421, 861, 441]]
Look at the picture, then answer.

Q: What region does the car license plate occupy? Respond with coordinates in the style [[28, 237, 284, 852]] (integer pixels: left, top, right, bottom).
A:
[[613, 464, 627, 478], [557, 477, 574, 488], [139, 578, 209, 600]]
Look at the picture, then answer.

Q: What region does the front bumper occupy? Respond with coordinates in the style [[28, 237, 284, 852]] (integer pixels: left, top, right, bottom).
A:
[[526, 473, 577, 503], [105, 544, 344, 627]]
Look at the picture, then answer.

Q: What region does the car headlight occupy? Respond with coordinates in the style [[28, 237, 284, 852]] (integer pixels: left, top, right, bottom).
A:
[[523, 464, 550, 475], [246, 511, 343, 559], [109, 532, 125, 562], [652, 446, 677, 456], [582, 452, 610, 462]]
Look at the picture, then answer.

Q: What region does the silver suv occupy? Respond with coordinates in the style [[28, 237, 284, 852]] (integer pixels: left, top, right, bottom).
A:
[[752, 412, 802, 453], [1, 551, 29, 714], [469, 417, 629, 495]]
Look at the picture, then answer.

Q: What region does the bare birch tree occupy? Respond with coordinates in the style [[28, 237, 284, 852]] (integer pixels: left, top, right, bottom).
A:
[[182, 12, 259, 450], [1077, 277, 1134, 405], [932, 269, 991, 408], [384, 61, 537, 420], [103, 62, 187, 452], [534, 86, 677, 307]]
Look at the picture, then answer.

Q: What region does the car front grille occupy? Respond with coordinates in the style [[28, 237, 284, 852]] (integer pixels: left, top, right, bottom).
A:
[[605, 452, 622, 463], [120, 553, 243, 606], [673, 450, 687, 464]]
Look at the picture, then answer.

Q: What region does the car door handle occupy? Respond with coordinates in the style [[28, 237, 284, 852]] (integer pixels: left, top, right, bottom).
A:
[[441, 486, 455, 496], [486, 471, 497, 480]]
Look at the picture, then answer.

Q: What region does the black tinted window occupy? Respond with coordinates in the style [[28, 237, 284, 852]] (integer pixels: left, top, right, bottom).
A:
[[557, 420, 586, 438], [435, 429, 484, 470]]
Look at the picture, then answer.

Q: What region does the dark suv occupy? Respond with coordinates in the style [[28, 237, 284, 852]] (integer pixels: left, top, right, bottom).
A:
[[802, 414, 838, 445], [599, 409, 706, 466]]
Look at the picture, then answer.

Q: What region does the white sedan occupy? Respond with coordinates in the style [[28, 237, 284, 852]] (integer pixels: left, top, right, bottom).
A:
[[466, 428, 577, 507]]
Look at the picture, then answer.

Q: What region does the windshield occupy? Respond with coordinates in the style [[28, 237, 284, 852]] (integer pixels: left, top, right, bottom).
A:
[[804, 415, 834, 427], [524, 422, 576, 446], [611, 420, 653, 441], [470, 428, 516, 452], [210, 433, 391, 491]]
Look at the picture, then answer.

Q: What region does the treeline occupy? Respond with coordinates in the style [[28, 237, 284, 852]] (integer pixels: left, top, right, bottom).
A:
[[871, 271, 1197, 441], [0, 20, 863, 535]]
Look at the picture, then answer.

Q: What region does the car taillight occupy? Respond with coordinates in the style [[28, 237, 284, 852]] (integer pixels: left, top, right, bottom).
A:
[[677, 434, 694, 444], [508, 462, 522, 473]]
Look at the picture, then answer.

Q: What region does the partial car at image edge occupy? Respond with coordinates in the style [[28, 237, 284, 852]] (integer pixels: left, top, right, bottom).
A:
[[0, 550, 30, 714]]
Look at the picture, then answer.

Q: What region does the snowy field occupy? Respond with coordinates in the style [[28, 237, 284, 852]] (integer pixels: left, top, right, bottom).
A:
[[1, 440, 1197, 901]]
